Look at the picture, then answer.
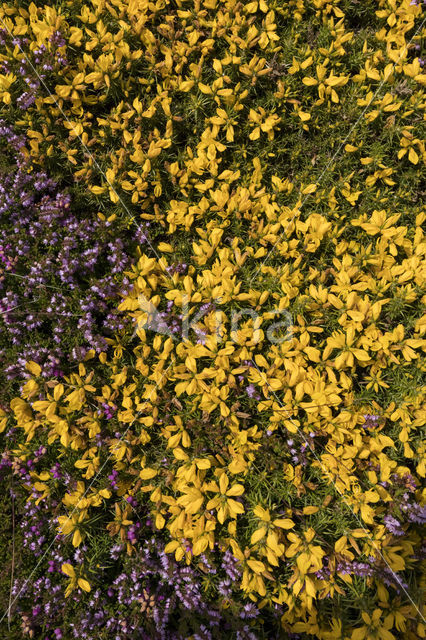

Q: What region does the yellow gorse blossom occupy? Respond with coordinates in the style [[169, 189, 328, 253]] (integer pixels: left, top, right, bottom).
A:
[[61, 563, 91, 598], [205, 472, 245, 524]]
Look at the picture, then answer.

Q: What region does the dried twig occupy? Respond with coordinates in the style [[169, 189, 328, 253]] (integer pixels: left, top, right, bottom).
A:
[[8, 481, 15, 631]]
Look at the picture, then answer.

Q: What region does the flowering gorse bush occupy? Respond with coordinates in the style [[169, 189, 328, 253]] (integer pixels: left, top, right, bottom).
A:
[[0, 0, 425, 638]]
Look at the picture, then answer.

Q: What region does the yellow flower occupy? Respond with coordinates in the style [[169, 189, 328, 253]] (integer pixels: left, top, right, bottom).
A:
[[323, 327, 371, 369], [205, 473, 245, 523], [57, 511, 87, 547], [345, 485, 380, 524], [106, 503, 133, 542], [364, 369, 390, 392], [351, 609, 395, 640], [61, 563, 91, 598]]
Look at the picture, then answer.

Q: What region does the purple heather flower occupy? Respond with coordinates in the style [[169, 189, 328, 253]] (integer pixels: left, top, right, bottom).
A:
[[406, 503, 426, 524], [0, 122, 136, 383], [362, 414, 379, 429], [245, 384, 256, 397], [384, 515, 405, 536], [240, 603, 259, 619]]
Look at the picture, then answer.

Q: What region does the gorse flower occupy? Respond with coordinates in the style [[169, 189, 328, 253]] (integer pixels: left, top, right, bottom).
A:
[[61, 563, 91, 598], [205, 473, 245, 524]]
